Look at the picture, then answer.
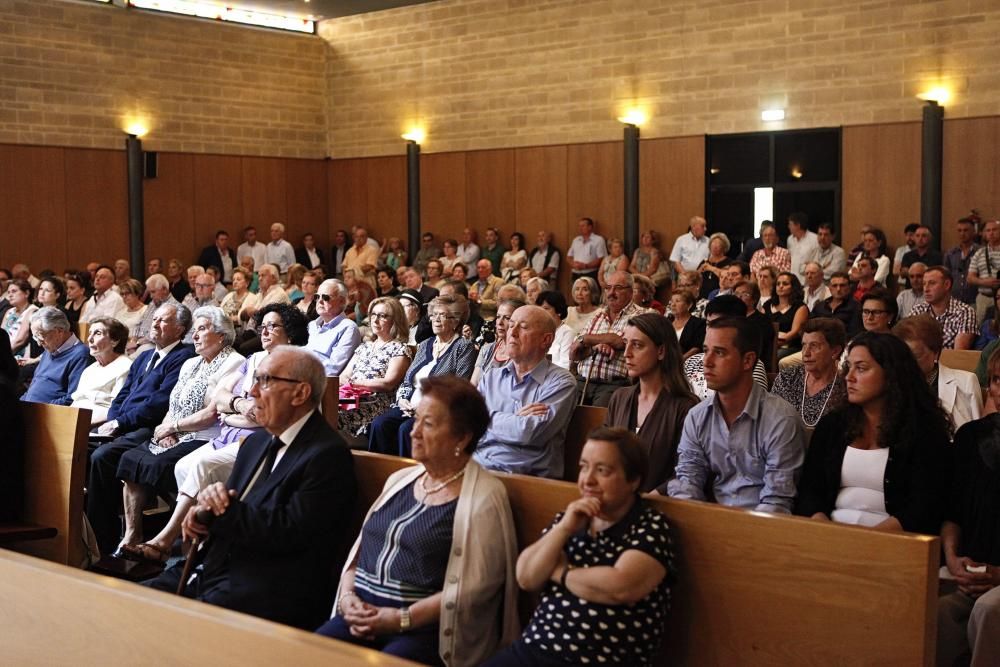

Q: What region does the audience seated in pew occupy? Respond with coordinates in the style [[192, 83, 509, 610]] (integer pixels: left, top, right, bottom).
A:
[[570, 271, 652, 407], [683, 295, 769, 401], [147, 347, 357, 631], [668, 317, 806, 513], [369, 295, 476, 457], [938, 346, 1000, 666], [470, 298, 523, 387], [306, 278, 362, 377], [892, 314, 983, 432], [473, 305, 576, 479], [21, 306, 91, 406], [69, 317, 133, 425], [484, 428, 672, 667], [337, 297, 413, 439], [604, 313, 697, 494], [319, 376, 518, 666], [771, 317, 847, 428], [117, 304, 307, 564], [87, 303, 195, 556], [113, 306, 243, 559], [795, 333, 951, 532]]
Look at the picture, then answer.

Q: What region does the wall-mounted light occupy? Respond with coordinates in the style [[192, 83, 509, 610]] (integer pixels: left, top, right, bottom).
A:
[[917, 87, 951, 106], [401, 128, 426, 144], [790, 166, 803, 179], [761, 109, 785, 122], [617, 109, 647, 127], [709, 168, 720, 175], [125, 122, 149, 138]]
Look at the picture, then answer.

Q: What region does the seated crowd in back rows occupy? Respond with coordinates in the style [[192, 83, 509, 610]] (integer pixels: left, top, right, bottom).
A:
[[2, 212, 999, 666]]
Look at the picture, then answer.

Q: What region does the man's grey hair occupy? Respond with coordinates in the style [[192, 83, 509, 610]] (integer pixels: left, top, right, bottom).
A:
[[33, 306, 70, 332], [146, 273, 168, 290], [526, 277, 549, 292], [803, 261, 823, 273], [318, 279, 347, 300], [272, 345, 326, 406], [157, 302, 192, 335], [258, 263, 280, 279], [193, 305, 236, 347]]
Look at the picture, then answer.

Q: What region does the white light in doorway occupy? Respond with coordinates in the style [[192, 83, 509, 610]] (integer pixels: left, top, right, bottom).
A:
[[753, 187, 773, 237]]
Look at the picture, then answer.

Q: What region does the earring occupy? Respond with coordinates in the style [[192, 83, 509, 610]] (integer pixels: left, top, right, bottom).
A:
[[454, 447, 461, 457]]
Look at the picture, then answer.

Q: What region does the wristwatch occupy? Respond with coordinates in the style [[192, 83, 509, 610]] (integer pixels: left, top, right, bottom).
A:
[[399, 606, 411, 631], [574, 333, 586, 346]]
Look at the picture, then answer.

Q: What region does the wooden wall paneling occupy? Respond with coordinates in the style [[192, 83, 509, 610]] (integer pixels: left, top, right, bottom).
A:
[[514, 145, 569, 291], [143, 152, 195, 269], [942, 117, 1000, 251], [640, 136, 706, 249], [240, 157, 288, 241], [841, 122, 921, 254], [284, 158, 329, 251], [365, 156, 406, 246], [63, 148, 129, 269], [465, 149, 516, 255], [420, 152, 467, 247], [566, 140, 624, 254], [192, 155, 243, 266], [328, 158, 369, 242], [0, 145, 68, 272]]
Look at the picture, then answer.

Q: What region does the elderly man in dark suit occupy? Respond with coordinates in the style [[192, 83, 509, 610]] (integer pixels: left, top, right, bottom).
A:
[[86, 302, 194, 556], [196, 230, 237, 285], [146, 345, 357, 630]]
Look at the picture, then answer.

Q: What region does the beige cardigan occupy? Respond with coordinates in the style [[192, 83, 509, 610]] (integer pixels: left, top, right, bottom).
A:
[[333, 459, 520, 667]]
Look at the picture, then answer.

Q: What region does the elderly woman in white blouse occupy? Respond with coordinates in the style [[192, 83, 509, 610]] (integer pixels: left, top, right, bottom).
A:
[[70, 317, 133, 424], [112, 305, 243, 560]]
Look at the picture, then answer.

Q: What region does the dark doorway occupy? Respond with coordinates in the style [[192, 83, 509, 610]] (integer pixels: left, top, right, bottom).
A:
[[706, 128, 841, 256]]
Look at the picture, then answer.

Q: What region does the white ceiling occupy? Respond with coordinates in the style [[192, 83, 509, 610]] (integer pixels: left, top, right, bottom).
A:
[[185, 0, 439, 21]]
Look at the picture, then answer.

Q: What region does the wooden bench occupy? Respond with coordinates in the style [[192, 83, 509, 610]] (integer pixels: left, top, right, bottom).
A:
[[0, 403, 90, 566], [351, 451, 939, 665], [0, 549, 413, 665], [941, 348, 981, 374], [321, 376, 339, 431], [561, 404, 607, 481]]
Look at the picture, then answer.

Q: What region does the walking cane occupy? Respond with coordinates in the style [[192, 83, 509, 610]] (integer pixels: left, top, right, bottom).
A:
[[579, 349, 598, 406], [176, 509, 214, 596]]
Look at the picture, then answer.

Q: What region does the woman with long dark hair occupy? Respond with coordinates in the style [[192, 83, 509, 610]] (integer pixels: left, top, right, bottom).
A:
[[604, 312, 699, 493], [765, 271, 809, 360], [795, 332, 951, 533]]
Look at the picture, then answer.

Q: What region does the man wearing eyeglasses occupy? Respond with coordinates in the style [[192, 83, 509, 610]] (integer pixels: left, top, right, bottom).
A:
[[569, 271, 652, 406], [146, 346, 357, 630], [306, 279, 361, 376]]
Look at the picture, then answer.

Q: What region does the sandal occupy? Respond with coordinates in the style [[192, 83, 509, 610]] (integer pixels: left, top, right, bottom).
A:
[[118, 542, 170, 565]]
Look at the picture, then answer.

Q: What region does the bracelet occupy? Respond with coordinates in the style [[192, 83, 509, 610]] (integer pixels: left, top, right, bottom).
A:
[[229, 396, 240, 413], [173, 419, 181, 435], [399, 606, 411, 632], [338, 590, 358, 615], [560, 565, 573, 589]]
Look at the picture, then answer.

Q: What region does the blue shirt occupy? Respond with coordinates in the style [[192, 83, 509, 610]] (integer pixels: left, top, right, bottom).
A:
[[21, 335, 91, 406], [307, 314, 361, 377], [474, 358, 576, 479], [668, 383, 805, 513]]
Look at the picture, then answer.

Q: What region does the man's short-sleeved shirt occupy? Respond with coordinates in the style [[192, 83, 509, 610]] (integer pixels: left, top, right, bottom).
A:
[[909, 298, 977, 349]]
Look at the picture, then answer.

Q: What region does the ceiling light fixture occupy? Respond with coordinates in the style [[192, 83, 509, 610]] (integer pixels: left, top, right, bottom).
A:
[[761, 109, 785, 122]]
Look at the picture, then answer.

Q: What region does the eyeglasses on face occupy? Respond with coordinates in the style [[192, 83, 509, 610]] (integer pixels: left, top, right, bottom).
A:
[[317, 293, 336, 302], [259, 322, 285, 333], [252, 373, 302, 390], [370, 312, 392, 321], [861, 309, 888, 317], [429, 313, 457, 321], [605, 284, 630, 292]]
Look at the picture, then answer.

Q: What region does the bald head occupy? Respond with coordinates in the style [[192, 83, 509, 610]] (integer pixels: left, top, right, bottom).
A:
[[507, 304, 556, 366]]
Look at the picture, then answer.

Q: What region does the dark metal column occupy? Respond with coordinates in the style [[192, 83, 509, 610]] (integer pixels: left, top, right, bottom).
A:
[[921, 101, 944, 250], [406, 140, 421, 258], [623, 124, 640, 255], [125, 134, 146, 278]]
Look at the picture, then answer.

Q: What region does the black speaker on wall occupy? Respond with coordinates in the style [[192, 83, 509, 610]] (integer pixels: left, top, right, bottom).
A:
[[144, 151, 158, 179]]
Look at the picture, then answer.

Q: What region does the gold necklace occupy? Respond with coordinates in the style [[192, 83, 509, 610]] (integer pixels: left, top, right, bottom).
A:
[[421, 469, 465, 495]]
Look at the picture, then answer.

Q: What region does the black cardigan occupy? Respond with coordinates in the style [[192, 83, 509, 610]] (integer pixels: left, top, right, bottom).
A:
[[794, 409, 952, 535]]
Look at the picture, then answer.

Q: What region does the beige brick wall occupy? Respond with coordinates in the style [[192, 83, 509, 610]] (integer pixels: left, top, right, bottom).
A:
[[320, 0, 1000, 158], [0, 0, 327, 157]]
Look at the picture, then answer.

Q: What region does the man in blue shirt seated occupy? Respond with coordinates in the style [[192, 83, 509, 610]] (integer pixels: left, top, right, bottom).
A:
[[474, 305, 576, 478], [21, 306, 91, 405], [306, 279, 361, 377], [668, 317, 806, 513]]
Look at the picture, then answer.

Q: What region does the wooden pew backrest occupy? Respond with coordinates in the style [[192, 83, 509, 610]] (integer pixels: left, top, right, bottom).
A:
[[561, 405, 607, 481], [941, 348, 980, 374], [14, 402, 90, 566], [321, 376, 339, 431], [0, 550, 413, 665], [350, 451, 938, 665]]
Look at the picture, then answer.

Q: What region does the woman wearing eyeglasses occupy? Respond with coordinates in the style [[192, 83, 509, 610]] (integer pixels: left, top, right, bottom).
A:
[[369, 294, 477, 458], [339, 297, 413, 439], [859, 288, 898, 334], [115, 304, 307, 565]]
